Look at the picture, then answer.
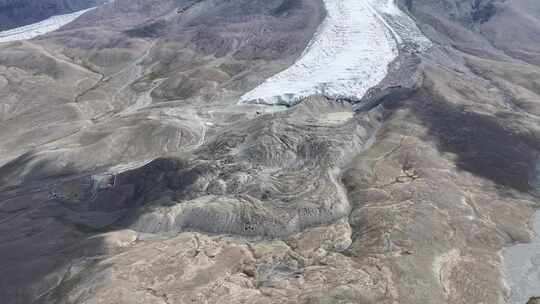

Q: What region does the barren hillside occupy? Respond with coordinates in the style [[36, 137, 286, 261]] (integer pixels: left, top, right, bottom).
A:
[[0, 0, 539, 303]]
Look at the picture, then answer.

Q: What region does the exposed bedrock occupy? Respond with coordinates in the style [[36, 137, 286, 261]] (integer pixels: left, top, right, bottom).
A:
[[0, 2, 332, 301], [0, 0, 325, 188], [2, 0, 540, 303], [86, 97, 383, 237], [352, 52, 424, 112], [400, 0, 540, 66], [341, 84, 540, 304]]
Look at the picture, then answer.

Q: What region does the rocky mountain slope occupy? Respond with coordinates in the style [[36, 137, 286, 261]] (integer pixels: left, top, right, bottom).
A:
[[0, 0, 539, 303]]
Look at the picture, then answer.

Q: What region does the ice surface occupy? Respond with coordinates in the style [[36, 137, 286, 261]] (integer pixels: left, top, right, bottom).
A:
[[239, 0, 431, 106], [0, 8, 95, 43]]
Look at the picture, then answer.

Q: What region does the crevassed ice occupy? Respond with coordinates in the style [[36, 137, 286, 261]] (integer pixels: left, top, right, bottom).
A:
[[0, 8, 95, 43], [239, 0, 430, 106]]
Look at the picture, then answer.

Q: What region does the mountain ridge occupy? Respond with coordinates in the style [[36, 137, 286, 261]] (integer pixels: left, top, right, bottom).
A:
[[0, 0, 539, 303]]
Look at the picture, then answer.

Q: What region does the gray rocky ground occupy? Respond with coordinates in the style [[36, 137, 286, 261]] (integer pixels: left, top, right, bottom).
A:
[[0, 0, 540, 303]]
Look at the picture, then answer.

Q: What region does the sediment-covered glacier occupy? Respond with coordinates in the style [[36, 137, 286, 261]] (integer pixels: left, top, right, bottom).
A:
[[0, 8, 95, 43], [239, 0, 430, 106]]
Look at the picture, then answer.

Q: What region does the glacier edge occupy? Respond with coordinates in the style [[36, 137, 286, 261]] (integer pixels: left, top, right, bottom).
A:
[[239, 0, 431, 107]]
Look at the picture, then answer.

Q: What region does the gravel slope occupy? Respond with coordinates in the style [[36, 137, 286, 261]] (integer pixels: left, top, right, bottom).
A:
[[0, 0, 539, 303]]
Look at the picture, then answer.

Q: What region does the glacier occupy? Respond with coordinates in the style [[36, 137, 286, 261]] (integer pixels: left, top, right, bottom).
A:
[[239, 0, 431, 106], [0, 8, 95, 43]]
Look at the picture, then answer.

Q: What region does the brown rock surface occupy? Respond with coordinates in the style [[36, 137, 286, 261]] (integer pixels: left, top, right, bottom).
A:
[[0, 0, 540, 303]]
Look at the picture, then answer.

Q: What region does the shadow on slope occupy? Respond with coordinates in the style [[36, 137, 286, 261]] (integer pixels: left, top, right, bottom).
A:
[[0, 97, 378, 303], [404, 89, 540, 193]]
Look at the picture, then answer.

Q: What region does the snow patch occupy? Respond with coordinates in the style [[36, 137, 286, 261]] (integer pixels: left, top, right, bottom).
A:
[[0, 8, 95, 43], [239, 0, 430, 106]]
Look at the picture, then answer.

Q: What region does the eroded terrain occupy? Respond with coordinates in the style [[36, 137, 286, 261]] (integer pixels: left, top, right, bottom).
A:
[[0, 0, 540, 303]]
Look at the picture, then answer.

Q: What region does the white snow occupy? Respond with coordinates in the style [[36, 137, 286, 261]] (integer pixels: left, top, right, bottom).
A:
[[0, 7, 95, 43], [239, 0, 430, 106]]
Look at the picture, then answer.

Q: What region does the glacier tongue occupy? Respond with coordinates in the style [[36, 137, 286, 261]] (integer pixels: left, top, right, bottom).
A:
[[0, 8, 95, 43], [239, 0, 430, 106]]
